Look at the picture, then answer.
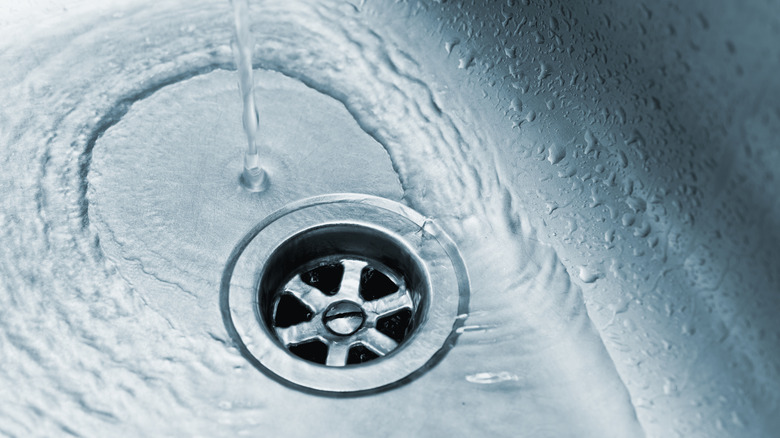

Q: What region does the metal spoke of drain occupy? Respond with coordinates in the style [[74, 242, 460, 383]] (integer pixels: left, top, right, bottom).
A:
[[326, 342, 352, 367], [363, 290, 414, 321], [276, 320, 321, 345], [358, 329, 399, 355], [337, 259, 366, 302], [284, 276, 332, 313], [273, 257, 414, 366]]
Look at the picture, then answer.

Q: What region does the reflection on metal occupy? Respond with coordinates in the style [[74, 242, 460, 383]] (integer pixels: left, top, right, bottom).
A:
[[269, 254, 414, 366], [221, 194, 469, 395]]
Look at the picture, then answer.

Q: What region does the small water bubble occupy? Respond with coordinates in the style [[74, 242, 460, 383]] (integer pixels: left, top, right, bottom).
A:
[[466, 371, 519, 384], [626, 196, 646, 212], [510, 97, 523, 112], [456, 325, 493, 334], [579, 266, 602, 283], [731, 411, 744, 427], [548, 16, 559, 31], [589, 188, 604, 208], [634, 222, 651, 238], [616, 150, 628, 167], [537, 62, 550, 80], [604, 171, 617, 186], [615, 107, 626, 124], [609, 298, 630, 315], [696, 12, 709, 30], [558, 166, 576, 178], [445, 38, 460, 54], [647, 235, 658, 248], [622, 179, 634, 196], [584, 129, 597, 153], [458, 53, 475, 69], [547, 143, 566, 164], [511, 81, 529, 93], [663, 378, 678, 396]]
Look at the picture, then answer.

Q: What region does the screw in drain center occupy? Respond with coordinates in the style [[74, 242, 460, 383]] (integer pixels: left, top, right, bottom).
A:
[[323, 301, 364, 336], [221, 194, 469, 395]]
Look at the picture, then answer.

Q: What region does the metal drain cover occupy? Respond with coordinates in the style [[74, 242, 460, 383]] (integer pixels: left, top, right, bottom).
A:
[[271, 255, 414, 367], [221, 194, 469, 394]]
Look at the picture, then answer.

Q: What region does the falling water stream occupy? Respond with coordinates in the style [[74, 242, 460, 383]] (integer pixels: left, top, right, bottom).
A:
[[1, 0, 778, 437], [229, 0, 268, 192]]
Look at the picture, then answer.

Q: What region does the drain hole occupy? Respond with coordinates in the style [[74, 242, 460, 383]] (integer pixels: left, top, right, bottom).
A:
[[289, 340, 328, 364], [274, 294, 314, 328], [301, 262, 344, 296], [360, 267, 399, 301], [259, 224, 430, 368], [347, 344, 380, 365], [376, 309, 413, 344]]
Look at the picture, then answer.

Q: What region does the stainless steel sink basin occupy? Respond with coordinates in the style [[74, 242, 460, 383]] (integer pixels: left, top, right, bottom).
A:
[[1, 0, 778, 436]]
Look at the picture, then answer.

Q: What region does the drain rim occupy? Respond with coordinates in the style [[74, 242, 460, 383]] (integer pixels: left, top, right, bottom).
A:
[[220, 194, 469, 395]]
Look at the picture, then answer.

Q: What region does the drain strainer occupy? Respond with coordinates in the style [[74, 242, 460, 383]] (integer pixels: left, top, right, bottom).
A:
[[221, 194, 469, 394]]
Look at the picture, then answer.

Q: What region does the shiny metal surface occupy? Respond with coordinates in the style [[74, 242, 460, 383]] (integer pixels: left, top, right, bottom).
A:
[[263, 229, 416, 366], [222, 194, 469, 394], [1, 0, 778, 436]]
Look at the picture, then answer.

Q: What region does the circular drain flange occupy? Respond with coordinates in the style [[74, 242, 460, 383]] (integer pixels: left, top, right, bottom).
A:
[[221, 194, 469, 394]]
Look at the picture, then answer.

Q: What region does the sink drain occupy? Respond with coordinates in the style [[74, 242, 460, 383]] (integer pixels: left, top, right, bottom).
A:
[[262, 225, 423, 368], [221, 194, 469, 394]]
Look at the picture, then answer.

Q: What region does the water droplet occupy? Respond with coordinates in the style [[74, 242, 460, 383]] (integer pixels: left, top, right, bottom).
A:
[[615, 107, 626, 124], [584, 129, 597, 153], [510, 97, 523, 112], [547, 143, 566, 164], [537, 62, 550, 80], [466, 371, 519, 384], [579, 266, 602, 283], [663, 378, 677, 396], [634, 222, 651, 238], [616, 150, 628, 168], [458, 53, 474, 69], [445, 38, 460, 54], [626, 196, 646, 212]]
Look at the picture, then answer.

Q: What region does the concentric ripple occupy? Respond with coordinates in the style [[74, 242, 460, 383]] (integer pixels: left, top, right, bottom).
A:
[[0, 1, 642, 436]]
